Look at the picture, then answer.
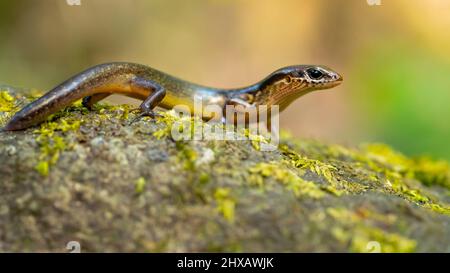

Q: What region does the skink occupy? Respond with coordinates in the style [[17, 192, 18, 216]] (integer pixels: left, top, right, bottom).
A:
[[3, 62, 342, 131]]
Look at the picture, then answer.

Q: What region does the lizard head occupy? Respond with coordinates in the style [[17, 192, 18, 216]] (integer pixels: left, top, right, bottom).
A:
[[267, 65, 342, 90], [256, 65, 343, 110], [300, 65, 343, 89]]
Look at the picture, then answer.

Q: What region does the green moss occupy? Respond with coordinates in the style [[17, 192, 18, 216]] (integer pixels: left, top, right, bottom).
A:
[[35, 161, 49, 176], [33, 109, 82, 176], [0, 91, 15, 111], [0, 90, 17, 125], [383, 169, 450, 215], [327, 208, 417, 253], [361, 145, 450, 213], [134, 177, 146, 194], [243, 129, 267, 151], [280, 145, 345, 195], [350, 227, 416, 253], [29, 101, 139, 177], [79, 102, 133, 125], [153, 110, 193, 140], [426, 203, 450, 215], [199, 172, 210, 184], [175, 141, 197, 171], [249, 162, 325, 199], [3, 86, 450, 252], [279, 136, 450, 215], [281, 145, 336, 181], [214, 187, 235, 223], [151, 114, 450, 215], [361, 143, 450, 190], [23, 100, 450, 214], [152, 110, 274, 153], [412, 157, 450, 189], [363, 143, 411, 172]]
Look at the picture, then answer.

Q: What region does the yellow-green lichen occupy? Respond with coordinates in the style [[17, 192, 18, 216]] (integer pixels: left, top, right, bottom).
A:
[[363, 143, 411, 172], [412, 157, 450, 189], [243, 128, 274, 151], [327, 208, 417, 253], [152, 110, 275, 153], [0, 90, 17, 125], [31, 101, 135, 177], [35, 161, 49, 176], [214, 187, 236, 223], [281, 146, 337, 183], [33, 113, 82, 176], [0, 91, 15, 112], [384, 169, 450, 214], [350, 227, 417, 253], [279, 136, 450, 215], [249, 162, 326, 199], [199, 172, 210, 184], [176, 141, 198, 171], [153, 115, 450, 216], [98, 103, 132, 122], [135, 177, 146, 194], [361, 144, 450, 191], [153, 110, 194, 140], [21, 97, 450, 217], [280, 145, 345, 196]]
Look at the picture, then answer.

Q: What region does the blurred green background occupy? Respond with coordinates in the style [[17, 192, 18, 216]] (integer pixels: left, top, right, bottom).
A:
[[0, 0, 449, 159]]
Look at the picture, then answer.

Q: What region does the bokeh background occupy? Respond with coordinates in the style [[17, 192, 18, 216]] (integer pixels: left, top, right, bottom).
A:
[[0, 0, 449, 159]]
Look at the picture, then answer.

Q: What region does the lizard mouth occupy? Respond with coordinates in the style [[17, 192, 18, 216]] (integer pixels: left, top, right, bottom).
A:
[[332, 72, 343, 82], [326, 73, 343, 88]]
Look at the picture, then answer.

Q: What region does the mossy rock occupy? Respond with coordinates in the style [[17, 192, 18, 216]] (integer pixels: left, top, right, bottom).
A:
[[0, 86, 449, 252]]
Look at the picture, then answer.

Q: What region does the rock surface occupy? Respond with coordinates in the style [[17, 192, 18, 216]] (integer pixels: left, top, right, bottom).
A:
[[0, 86, 449, 252]]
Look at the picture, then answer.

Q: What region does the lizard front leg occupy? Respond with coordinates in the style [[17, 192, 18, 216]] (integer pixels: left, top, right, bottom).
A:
[[130, 77, 166, 122]]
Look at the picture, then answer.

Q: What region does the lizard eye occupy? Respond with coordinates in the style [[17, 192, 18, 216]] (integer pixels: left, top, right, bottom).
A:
[[306, 68, 324, 80]]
